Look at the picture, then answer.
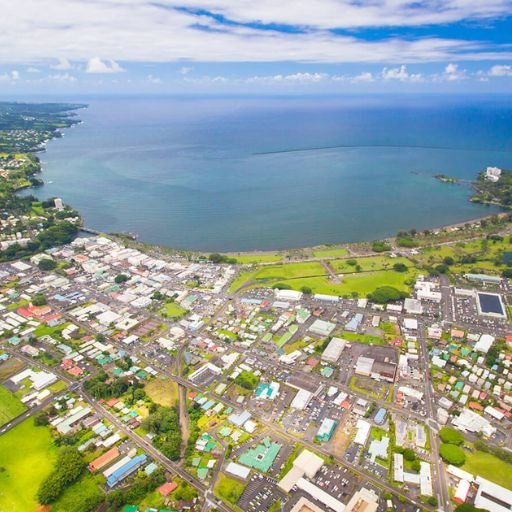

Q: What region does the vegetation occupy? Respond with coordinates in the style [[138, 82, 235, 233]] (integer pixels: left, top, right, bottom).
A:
[[38, 258, 57, 271], [208, 253, 237, 264], [106, 470, 166, 510], [0, 418, 57, 511], [114, 273, 129, 284], [37, 447, 85, 504], [144, 378, 179, 407], [463, 447, 512, 490], [51, 472, 103, 512], [0, 385, 26, 426], [472, 169, 512, 207], [32, 293, 48, 306], [142, 406, 182, 461], [439, 427, 464, 446], [367, 286, 408, 303], [372, 240, 391, 252], [234, 370, 260, 390], [439, 443, 466, 466], [214, 473, 246, 505]]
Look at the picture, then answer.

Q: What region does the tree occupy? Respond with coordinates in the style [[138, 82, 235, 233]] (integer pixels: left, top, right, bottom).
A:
[[443, 256, 455, 265], [367, 286, 407, 304], [32, 294, 47, 306], [439, 443, 466, 466], [403, 448, 416, 461], [114, 273, 129, 284], [393, 263, 408, 272], [439, 427, 464, 446], [372, 241, 391, 253], [34, 412, 49, 426], [435, 264, 449, 274], [38, 258, 57, 271], [234, 370, 260, 390], [502, 268, 512, 278], [300, 286, 312, 295]]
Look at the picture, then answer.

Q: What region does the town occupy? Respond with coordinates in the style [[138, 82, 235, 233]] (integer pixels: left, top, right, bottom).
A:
[[1, 102, 512, 512]]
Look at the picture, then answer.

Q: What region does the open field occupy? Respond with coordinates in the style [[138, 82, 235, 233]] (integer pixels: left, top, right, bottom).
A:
[[341, 332, 387, 346], [463, 449, 512, 490], [51, 472, 102, 512], [214, 473, 246, 505], [145, 377, 179, 407], [232, 253, 283, 264], [329, 256, 412, 273], [160, 302, 188, 318], [0, 418, 57, 512], [0, 385, 27, 426], [0, 357, 25, 381]]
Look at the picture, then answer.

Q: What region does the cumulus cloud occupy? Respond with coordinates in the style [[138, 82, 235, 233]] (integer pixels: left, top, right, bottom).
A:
[[443, 62, 466, 80], [381, 65, 422, 82], [489, 64, 512, 76], [180, 66, 193, 75], [0, 70, 20, 82], [51, 57, 72, 70], [86, 57, 125, 74], [352, 71, 375, 83], [26, 67, 40, 73]]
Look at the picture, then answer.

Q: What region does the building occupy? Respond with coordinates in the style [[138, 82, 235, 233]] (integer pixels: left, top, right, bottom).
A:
[[88, 446, 120, 472], [309, 319, 336, 337], [474, 476, 512, 512], [404, 298, 423, 315], [290, 497, 325, 512], [474, 334, 495, 353], [345, 313, 363, 332], [476, 293, 506, 319], [452, 408, 496, 437], [465, 273, 502, 285], [485, 166, 502, 182], [275, 289, 303, 301], [316, 418, 337, 442], [278, 449, 324, 493], [453, 479, 471, 504], [321, 337, 346, 363], [344, 488, 379, 512]]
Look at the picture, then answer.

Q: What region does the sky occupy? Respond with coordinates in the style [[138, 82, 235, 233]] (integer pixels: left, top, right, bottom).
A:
[[1, 0, 512, 95]]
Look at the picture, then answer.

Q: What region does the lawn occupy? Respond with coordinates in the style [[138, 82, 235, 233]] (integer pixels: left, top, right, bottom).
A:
[[145, 377, 179, 407], [0, 418, 57, 512], [232, 253, 283, 264], [0, 385, 27, 426], [214, 473, 246, 505], [463, 449, 512, 490], [51, 472, 102, 512], [349, 375, 387, 400], [329, 256, 412, 273], [341, 332, 387, 346], [312, 246, 349, 259], [252, 261, 326, 281], [160, 302, 187, 318]]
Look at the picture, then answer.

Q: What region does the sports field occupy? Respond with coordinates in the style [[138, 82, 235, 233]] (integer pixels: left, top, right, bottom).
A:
[[463, 449, 512, 490]]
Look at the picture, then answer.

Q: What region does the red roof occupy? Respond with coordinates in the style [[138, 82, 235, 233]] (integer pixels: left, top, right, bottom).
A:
[[68, 366, 83, 376], [158, 482, 178, 497], [88, 446, 120, 472]]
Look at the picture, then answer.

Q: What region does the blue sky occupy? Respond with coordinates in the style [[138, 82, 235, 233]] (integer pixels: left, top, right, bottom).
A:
[[1, 0, 512, 94]]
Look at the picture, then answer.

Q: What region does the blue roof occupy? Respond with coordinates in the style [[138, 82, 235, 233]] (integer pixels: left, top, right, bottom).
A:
[[374, 408, 387, 424], [107, 455, 147, 487]]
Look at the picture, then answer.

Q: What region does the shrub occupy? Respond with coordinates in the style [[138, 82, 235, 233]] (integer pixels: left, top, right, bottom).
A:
[[38, 258, 57, 271]]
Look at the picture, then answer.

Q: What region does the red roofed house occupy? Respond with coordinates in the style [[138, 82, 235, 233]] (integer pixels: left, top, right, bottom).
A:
[[88, 446, 120, 472], [158, 482, 178, 497]]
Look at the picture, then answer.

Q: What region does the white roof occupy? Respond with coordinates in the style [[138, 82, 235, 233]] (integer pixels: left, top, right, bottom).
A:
[[296, 478, 345, 512], [225, 462, 251, 480], [475, 334, 495, 353]]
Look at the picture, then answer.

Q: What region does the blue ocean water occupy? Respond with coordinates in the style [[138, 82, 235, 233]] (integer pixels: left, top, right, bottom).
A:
[[32, 95, 511, 251]]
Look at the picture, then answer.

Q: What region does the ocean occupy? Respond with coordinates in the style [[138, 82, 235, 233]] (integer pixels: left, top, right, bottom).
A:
[[31, 95, 512, 252]]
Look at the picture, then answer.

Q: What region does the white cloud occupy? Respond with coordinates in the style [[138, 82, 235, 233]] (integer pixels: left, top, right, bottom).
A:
[[381, 65, 422, 82], [443, 62, 466, 80], [180, 66, 193, 75], [489, 64, 512, 76], [352, 71, 375, 82], [0, 1, 510, 65], [0, 70, 20, 82], [86, 57, 125, 74], [51, 57, 72, 70], [147, 74, 162, 84], [48, 72, 76, 82], [26, 67, 40, 73]]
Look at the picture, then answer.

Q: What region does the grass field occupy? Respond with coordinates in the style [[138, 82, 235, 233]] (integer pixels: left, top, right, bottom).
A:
[[329, 256, 412, 274], [232, 253, 283, 264], [214, 473, 246, 505], [341, 332, 387, 346], [145, 377, 179, 407], [160, 302, 188, 318], [0, 385, 27, 426], [463, 449, 512, 490], [51, 472, 102, 512], [0, 419, 57, 512]]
